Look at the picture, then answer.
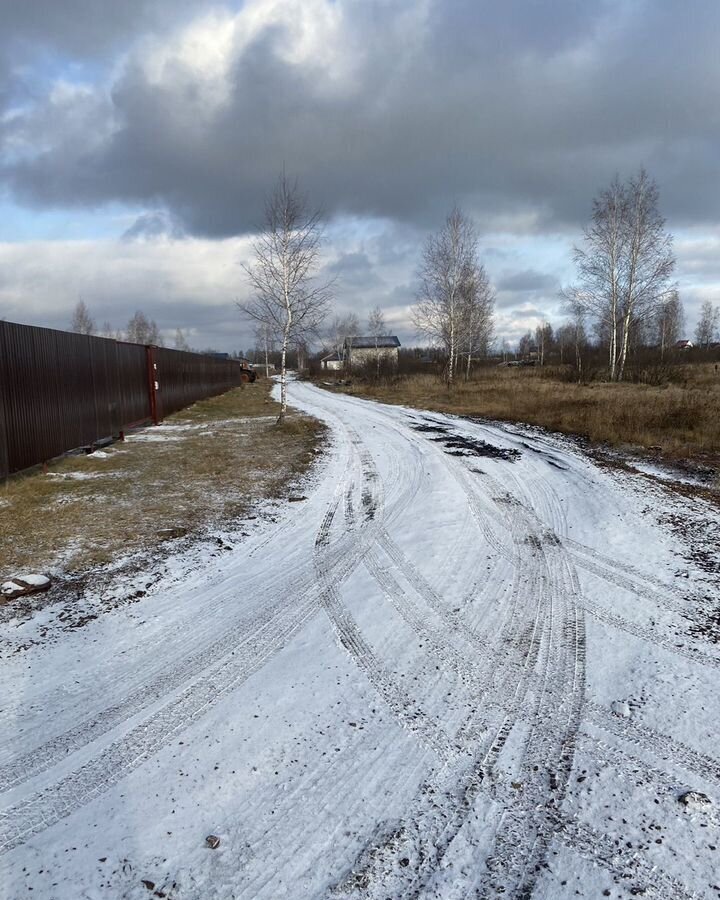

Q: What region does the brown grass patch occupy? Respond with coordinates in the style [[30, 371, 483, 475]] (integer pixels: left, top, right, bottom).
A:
[[328, 365, 720, 466], [0, 381, 324, 580]]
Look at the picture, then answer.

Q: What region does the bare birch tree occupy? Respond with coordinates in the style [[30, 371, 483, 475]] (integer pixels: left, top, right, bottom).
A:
[[254, 323, 275, 375], [413, 207, 481, 386], [126, 310, 163, 345], [566, 169, 675, 380], [326, 313, 359, 360], [534, 321, 553, 367], [240, 175, 332, 422], [174, 328, 191, 351], [71, 300, 95, 335], [566, 176, 624, 379], [367, 306, 386, 378], [616, 169, 675, 379], [695, 300, 719, 349], [654, 290, 683, 359], [459, 263, 494, 379]]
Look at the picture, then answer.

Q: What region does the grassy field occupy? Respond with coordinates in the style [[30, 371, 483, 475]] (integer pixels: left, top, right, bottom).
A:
[[325, 364, 720, 467], [0, 380, 324, 581]]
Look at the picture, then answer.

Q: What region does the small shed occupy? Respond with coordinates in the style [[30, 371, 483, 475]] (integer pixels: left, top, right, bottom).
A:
[[321, 352, 344, 372], [344, 336, 401, 370]]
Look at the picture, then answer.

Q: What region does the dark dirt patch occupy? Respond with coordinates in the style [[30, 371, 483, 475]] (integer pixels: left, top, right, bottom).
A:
[[688, 602, 720, 644], [655, 510, 720, 646], [411, 423, 450, 435], [659, 513, 720, 578], [431, 435, 521, 461], [410, 420, 521, 461]]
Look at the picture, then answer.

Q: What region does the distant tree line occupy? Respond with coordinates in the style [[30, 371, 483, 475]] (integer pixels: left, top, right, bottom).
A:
[[70, 301, 167, 347], [70, 301, 220, 354]]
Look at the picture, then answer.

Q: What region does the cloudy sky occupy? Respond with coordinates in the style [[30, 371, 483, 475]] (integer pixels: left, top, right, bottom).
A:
[[1, 0, 719, 351]]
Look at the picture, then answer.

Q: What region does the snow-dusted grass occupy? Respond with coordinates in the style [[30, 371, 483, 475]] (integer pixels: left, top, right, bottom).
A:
[[0, 382, 324, 578]]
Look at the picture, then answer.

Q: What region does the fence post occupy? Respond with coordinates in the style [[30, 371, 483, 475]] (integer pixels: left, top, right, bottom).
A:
[[146, 345, 160, 426], [0, 322, 8, 479]]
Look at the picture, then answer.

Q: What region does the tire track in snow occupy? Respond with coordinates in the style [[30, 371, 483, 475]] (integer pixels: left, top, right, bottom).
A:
[[318, 398, 705, 900], [575, 731, 720, 830], [569, 548, 691, 617], [321, 409, 587, 899], [411, 423, 587, 898], [585, 699, 720, 786], [473, 494, 587, 899], [566, 537, 686, 595], [0, 510, 375, 795], [452, 431, 719, 677], [329, 465, 576, 898], [0, 590, 320, 854], [314, 459, 457, 761], [553, 815, 700, 900], [584, 598, 720, 671], [413, 411, 712, 900], [0, 424, 385, 851]]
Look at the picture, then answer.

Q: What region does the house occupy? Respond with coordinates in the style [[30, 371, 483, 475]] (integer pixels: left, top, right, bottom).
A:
[[321, 351, 344, 372], [674, 339, 693, 350], [344, 335, 401, 370]]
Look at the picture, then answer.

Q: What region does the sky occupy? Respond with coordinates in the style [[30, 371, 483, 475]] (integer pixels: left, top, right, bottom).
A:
[[1, 0, 719, 352]]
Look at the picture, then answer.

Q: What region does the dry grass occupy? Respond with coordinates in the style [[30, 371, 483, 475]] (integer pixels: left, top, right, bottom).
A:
[[330, 364, 720, 464], [0, 381, 324, 579]]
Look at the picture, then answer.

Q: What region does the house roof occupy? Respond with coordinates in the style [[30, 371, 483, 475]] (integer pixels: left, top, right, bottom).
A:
[[345, 335, 401, 349], [321, 351, 343, 362]]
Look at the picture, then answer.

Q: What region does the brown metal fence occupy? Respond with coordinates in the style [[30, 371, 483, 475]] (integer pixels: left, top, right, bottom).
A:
[[0, 320, 247, 479]]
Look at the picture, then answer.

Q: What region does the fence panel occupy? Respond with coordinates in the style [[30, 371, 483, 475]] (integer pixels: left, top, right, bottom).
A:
[[0, 323, 9, 479], [154, 349, 244, 419], [0, 320, 246, 479], [2, 322, 65, 475], [116, 341, 153, 427], [90, 337, 122, 439]]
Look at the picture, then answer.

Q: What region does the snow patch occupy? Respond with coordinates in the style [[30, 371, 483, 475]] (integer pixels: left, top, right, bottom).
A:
[[610, 700, 631, 718], [2, 573, 51, 598]]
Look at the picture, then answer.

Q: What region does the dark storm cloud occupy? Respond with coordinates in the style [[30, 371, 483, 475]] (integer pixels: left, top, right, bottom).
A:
[[326, 252, 383, 290], [3, 0, 720, 237], [0, 0, 213, 57], [496, 270, 561, 293], [122, 211, 185, 241], [509, 307, 544, 321]]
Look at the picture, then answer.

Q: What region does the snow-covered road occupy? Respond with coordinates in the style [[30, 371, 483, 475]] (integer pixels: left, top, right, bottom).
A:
[[2, 381, 719, 899]]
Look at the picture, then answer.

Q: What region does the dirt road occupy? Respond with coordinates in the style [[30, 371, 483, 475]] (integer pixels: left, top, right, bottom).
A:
[[1, 381, 718, 899]]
